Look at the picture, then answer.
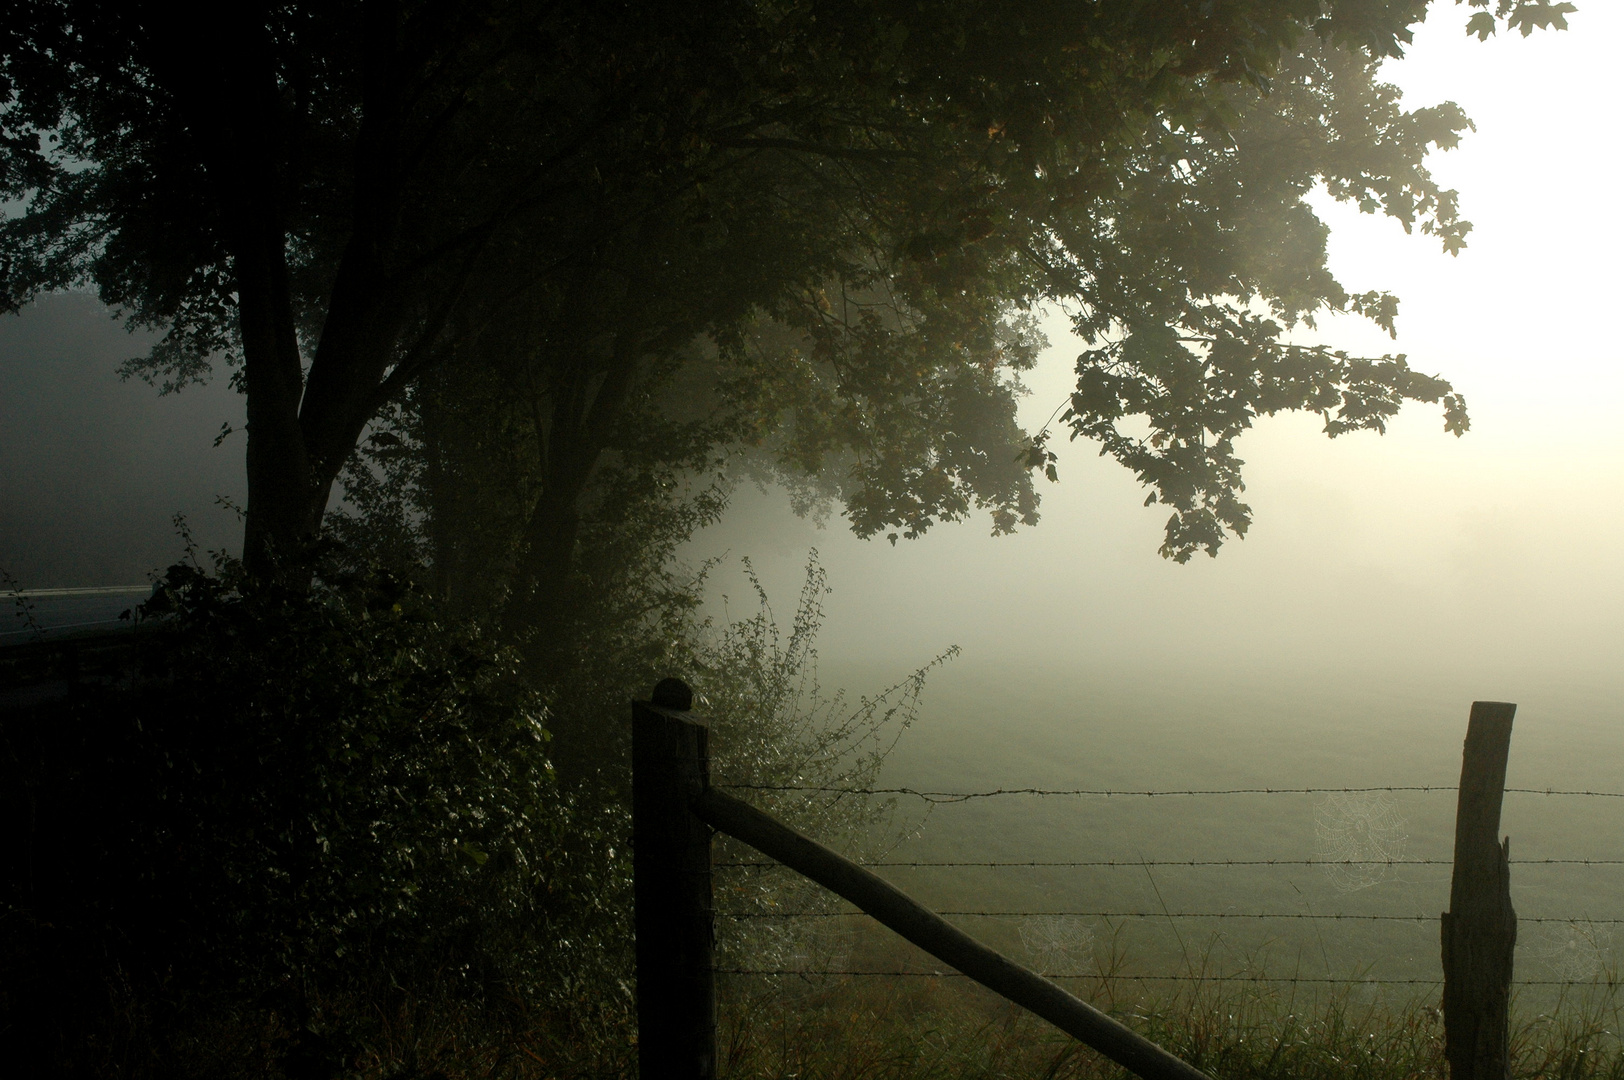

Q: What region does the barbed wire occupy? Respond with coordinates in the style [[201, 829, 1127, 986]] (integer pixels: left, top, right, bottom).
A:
[[716, 969, 1444, 984], [719, 783, 1624, 803], [717, 970, 1621, 988], [718, 910, 1624, 924], [721, 910, 1437, 921], [717, 858, 1624, 869]]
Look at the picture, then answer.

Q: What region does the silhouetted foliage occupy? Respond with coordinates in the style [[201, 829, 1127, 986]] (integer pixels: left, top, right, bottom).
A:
[[0, 556, 633, 1076], [0, 547, 943, 1076], [1, 0, 1571, 576]]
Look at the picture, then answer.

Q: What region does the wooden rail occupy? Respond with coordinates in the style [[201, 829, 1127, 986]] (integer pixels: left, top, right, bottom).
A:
[[631, 683, 1214, 1080], [694, 785, 1214, 1080]]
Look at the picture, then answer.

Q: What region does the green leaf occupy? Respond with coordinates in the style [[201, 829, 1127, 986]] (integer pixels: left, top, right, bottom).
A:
[[1508, 2, 1576, 36], [1466, 11, 1499, 39]]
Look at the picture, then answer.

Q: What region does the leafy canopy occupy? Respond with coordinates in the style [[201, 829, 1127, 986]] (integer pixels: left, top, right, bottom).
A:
[[0, 0, 1576, 568]]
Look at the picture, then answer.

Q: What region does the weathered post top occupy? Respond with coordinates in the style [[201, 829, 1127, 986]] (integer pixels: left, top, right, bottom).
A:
[[651, 676, 694, 711], [1452, 700, 1516, 869]]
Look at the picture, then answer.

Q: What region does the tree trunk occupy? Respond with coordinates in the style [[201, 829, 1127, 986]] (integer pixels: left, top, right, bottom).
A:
[[506, 332, 644, 656], [157, 3, 411, 578], [155, 4, 317, 574]]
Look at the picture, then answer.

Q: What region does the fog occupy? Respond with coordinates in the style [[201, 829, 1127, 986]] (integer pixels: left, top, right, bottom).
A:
[[676, 15, 1624, 969], [685, 8, 1624, 703], [0, 292, 245, 589], [4, 10, 1621, 763], [4, 6, 1622, 992]]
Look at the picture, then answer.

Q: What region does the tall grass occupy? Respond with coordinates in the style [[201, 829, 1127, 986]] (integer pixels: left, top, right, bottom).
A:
[[135, 957, 1615, 1079], [711, 930, 1624, 1080]]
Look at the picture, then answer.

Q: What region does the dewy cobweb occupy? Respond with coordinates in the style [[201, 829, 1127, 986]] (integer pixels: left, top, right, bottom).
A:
[[1019, 915, 1095, 976], [1530, 921, 1613, 982], [1315, 791, 1409, 892]]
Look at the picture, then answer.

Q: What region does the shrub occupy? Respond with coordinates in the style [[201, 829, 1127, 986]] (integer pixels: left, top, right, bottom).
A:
[[1, 556, 627, 1078], [0, 549, 949, 1078]]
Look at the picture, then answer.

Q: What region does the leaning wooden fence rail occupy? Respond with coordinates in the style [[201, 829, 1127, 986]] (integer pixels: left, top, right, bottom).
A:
[[633, 682, 1523, 1080], [630, 679, 1214, 1080]]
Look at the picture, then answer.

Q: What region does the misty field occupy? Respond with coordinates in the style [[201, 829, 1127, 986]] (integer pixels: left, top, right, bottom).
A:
[[712, 662, 1624, 1003], [682, 663, 1624, 1078]]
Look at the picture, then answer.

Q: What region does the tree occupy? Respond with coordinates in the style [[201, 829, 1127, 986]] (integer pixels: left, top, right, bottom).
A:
[[0, 0, 1573, 579]]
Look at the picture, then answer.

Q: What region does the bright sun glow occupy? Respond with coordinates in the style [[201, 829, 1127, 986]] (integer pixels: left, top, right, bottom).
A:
[[694, 4, 1624, 696]]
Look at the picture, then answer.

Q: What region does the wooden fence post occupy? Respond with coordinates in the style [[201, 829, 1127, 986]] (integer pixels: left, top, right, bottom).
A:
[[632, 678, 715, 1080], [1441, 700, 1518, 1080]]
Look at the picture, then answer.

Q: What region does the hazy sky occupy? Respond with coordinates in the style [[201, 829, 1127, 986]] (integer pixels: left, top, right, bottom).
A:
[[0, 294, 245, 588], [689, 4, 1624, 701]]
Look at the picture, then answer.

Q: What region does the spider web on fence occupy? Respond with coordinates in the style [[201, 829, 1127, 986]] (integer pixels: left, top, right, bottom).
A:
[[1529, 921, 1614, 982], [1018, 915, 1095, 976], [1314, 791, 1409, 892]]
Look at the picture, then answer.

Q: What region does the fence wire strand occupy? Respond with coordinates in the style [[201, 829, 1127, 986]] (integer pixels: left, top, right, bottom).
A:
[[716, 969, 1445, 984], [716, 970, 1620, 987], [713, 778, 1624, 996], [719, 910, 1624, 923], [718, 858, 1624, 869], [719, 783, 1624, 803]]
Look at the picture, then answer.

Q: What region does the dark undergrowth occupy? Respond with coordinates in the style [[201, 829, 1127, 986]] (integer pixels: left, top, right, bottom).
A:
[[714, 971, 1624, 1080], [25, 961, 1620, 1080]]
